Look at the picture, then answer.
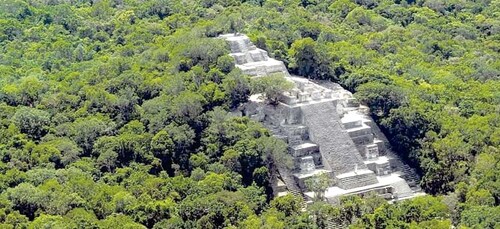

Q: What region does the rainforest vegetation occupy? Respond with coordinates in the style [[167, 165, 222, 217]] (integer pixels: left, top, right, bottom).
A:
[[0, 0, 498, 228]]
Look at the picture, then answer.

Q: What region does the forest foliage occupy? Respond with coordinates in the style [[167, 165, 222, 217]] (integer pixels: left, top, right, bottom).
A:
[[0, 0, 498, 228]]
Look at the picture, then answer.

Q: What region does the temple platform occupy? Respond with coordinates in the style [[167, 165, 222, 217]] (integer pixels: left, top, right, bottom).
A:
[[305, 173, 415, 203]]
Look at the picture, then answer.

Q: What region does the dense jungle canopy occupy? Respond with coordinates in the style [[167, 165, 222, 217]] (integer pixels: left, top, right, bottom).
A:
[[0, 0, 498, 228]]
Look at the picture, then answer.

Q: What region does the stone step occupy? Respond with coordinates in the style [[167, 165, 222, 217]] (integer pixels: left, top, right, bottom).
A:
[[290, 142, 319, 157], [248, 49, 268, 62], [238, 64, 267, 76], [411, 186, 422, 192], [276, 179, 287, 193], [342, 97, 360, 107], [273, 134, 288, 141], [346, 124, 372, 138], [341, 114, 363, 129], [287, 136, 303, 146], [230, 53, 249, 65], [268, 126, 282, 134], [277, 165, 302, 194], [293, 169, 332, 190], [281, 124, 309, 139], [351, 133, 374, 145], [392, 180, 414, 199], [365, 156, 392, 175], [336, 169, 378, 190], [362, 143, 380, 159], [237, 59, 288, 77], [230, 49, 269, 65], [373, 138, 386, 154]]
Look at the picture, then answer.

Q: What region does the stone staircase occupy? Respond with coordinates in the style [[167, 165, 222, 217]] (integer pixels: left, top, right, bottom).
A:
[[392, 179, 414, 199], [277, 166, 302, 193], [277, 165, 308, 211], [399, 164, 420, 189], [290, 189, 308, 211], [275, 122, 324, 172], [300, 102, 372, 176], [340, 109, 422, 187]]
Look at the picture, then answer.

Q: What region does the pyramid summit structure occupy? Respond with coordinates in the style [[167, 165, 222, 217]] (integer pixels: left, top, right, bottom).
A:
[[219, 34, 289, 77]]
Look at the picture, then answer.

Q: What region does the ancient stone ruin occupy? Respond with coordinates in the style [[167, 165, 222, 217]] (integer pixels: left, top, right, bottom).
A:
[[219, 34, 289, 76], [220, 34, 423, 203]]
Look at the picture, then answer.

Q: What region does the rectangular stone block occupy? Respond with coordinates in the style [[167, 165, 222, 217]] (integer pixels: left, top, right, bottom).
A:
[[293, 169, 333, 191], [347, 125, 372, 138], [230, 53, 248, 65], [249, 50, 266, 62], [290, 142, 319, 157], [343, 98, 360, 107], [365, 144, 379, 160], [283, 125, 308, 137], [323, 89, 333, 98], [351, 134, 375, 145], [281, 94, 297, 105], [335, 170, 378, 190], [311, 90, 322, 100], [304, 85, 316, 93], [298, 92, 310, 103], [299, 156, 316, 173], [343, 119, 362, 129], [376, 162, 391, 176], [273, 104, 302, 125], [373, 139, 386, 154]]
